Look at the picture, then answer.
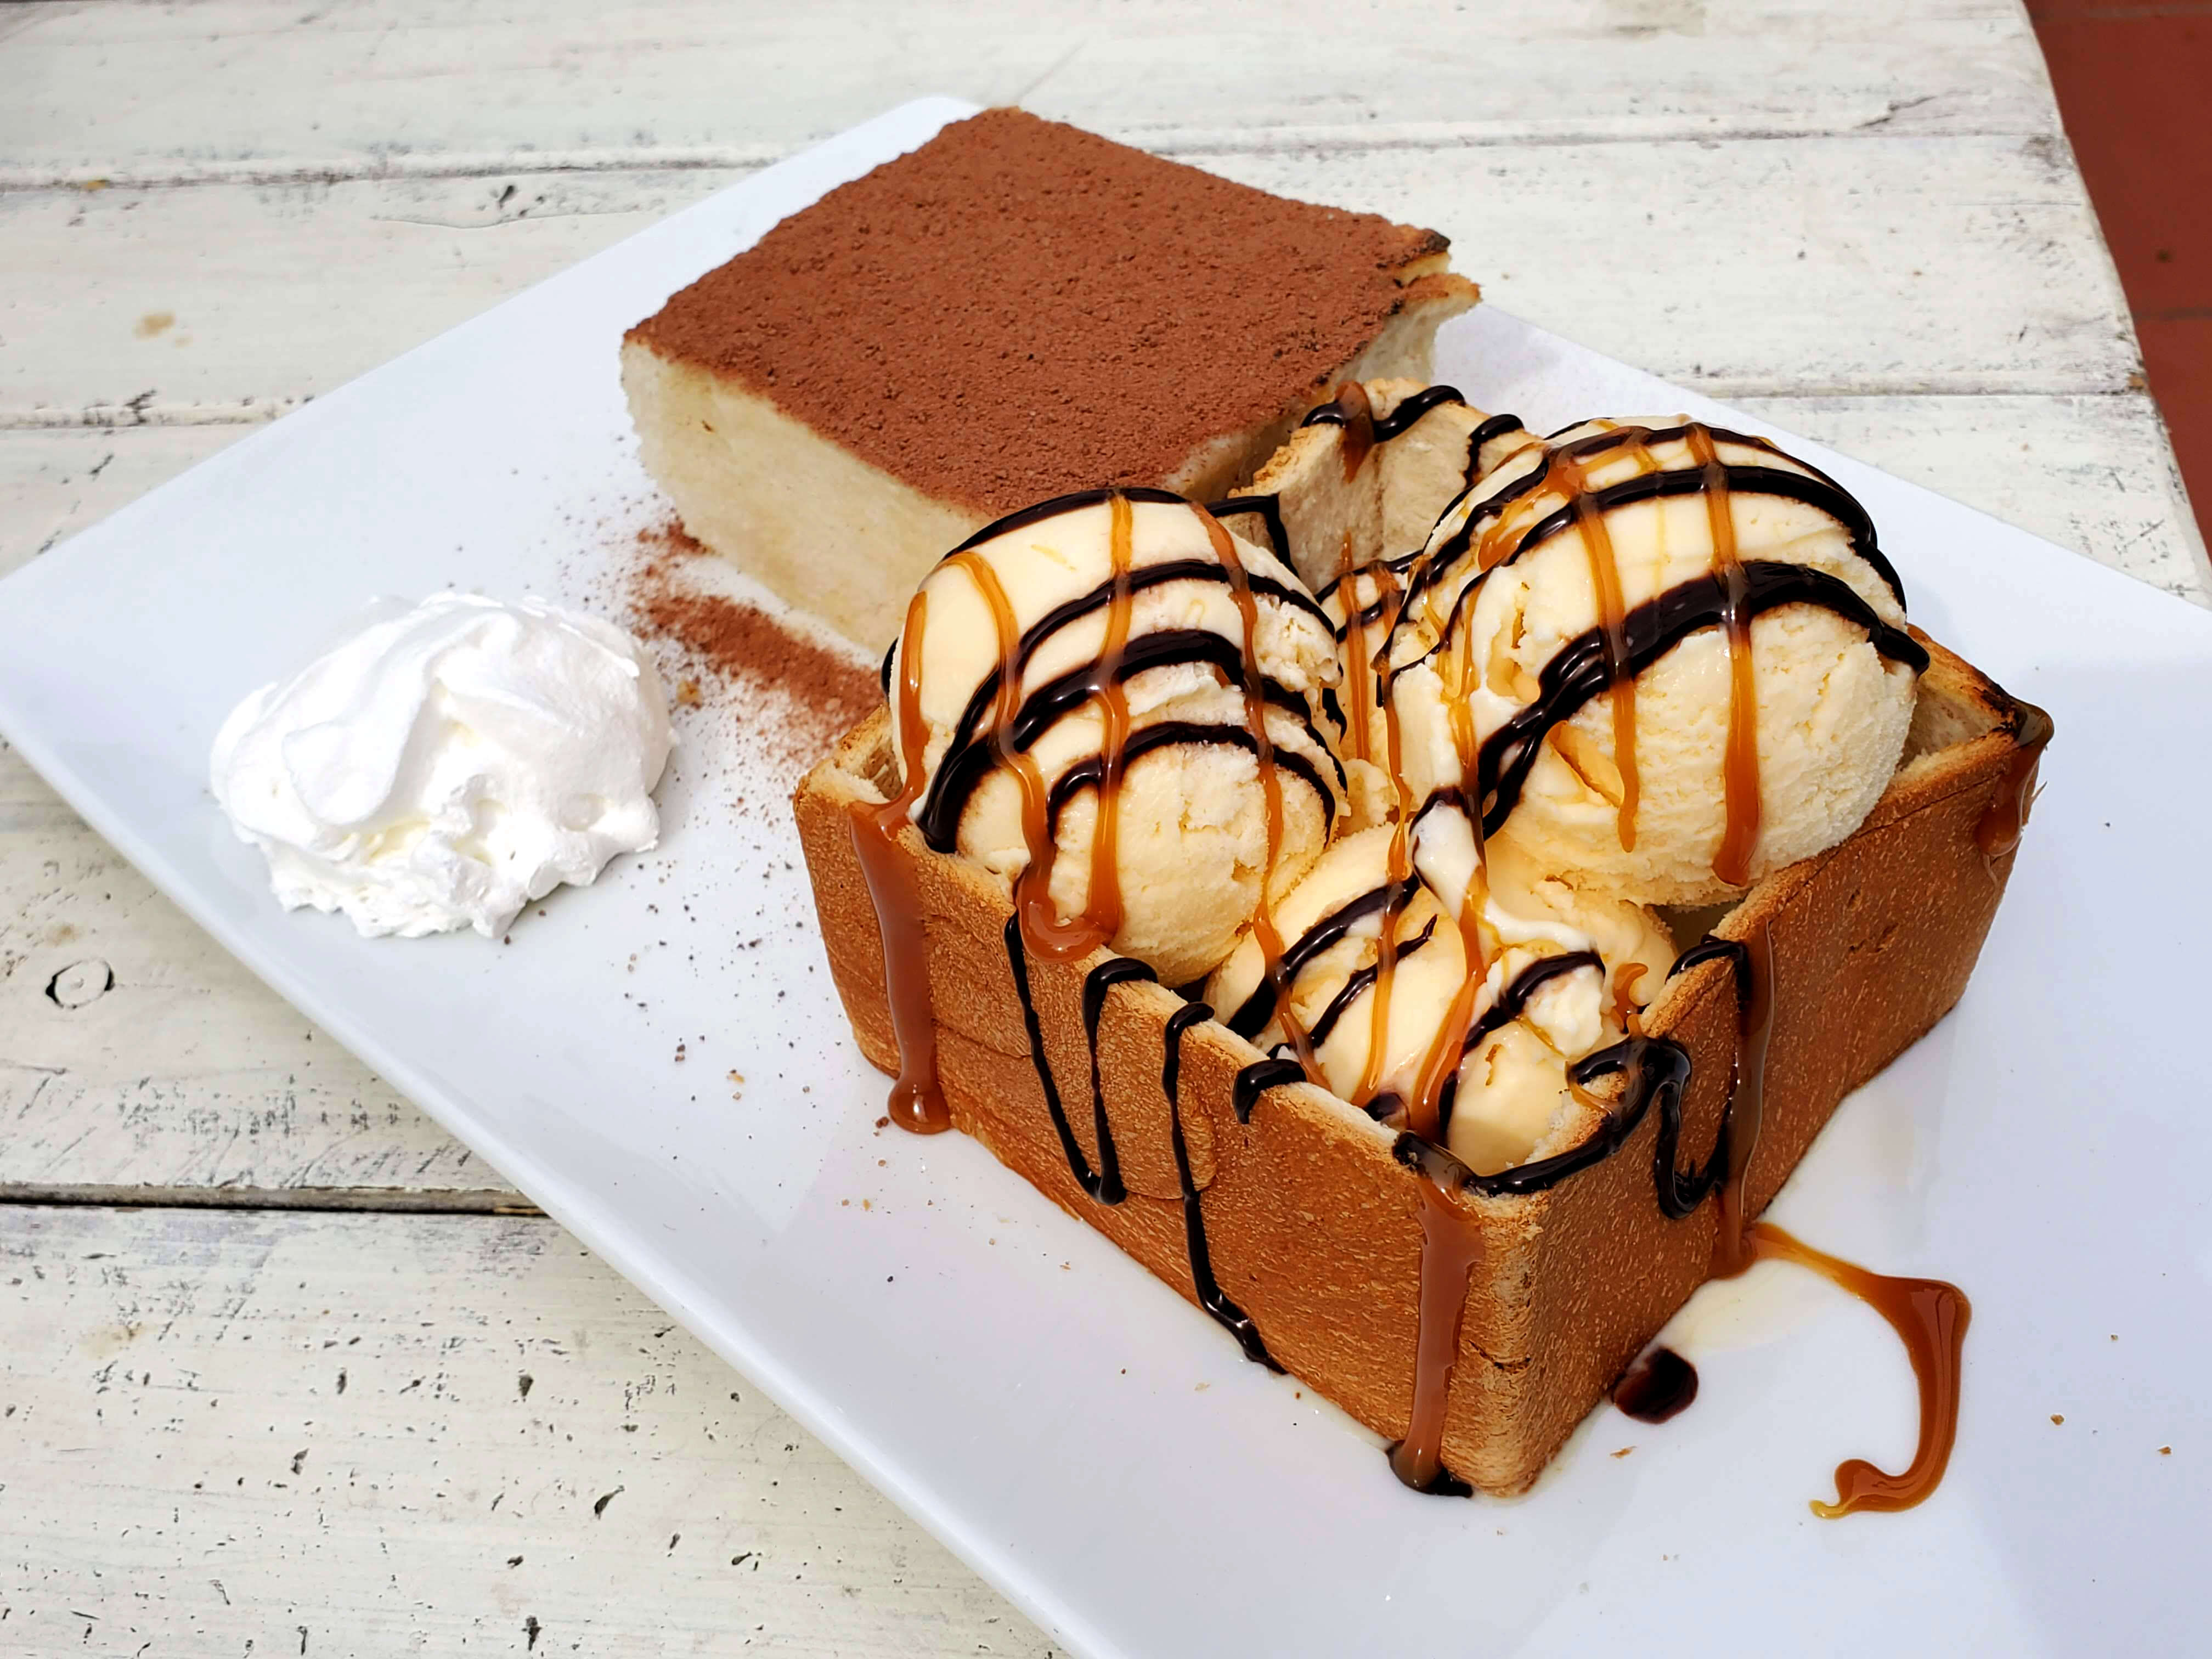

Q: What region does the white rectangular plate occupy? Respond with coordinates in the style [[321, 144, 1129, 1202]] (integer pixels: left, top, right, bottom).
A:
[[3, 98, 2207, 1658]]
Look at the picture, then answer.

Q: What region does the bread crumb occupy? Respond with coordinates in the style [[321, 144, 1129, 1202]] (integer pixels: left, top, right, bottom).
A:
[[2051, 1414, 2065, 1425], [1611, 1446, 1635, 1459]]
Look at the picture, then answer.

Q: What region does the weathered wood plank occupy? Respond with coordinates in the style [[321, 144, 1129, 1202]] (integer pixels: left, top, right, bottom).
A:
[[0, 746, 523, 1206], [0, 1202, 1046, 1655], [1198, 131, 2136, 399], [0, 424, 243, 567], [1734, 392, 2211, 604], [0, 135, 2141, 426], [0, 0, 2057, 188]]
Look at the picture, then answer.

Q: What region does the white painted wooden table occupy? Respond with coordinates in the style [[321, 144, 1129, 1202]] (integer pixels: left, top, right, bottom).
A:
[[3, 3, 2205, 1651]]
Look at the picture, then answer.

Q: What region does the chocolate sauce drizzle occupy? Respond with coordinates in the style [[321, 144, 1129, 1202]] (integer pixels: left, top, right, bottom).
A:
[[1204, 494, 1291, 567], [868, 486, 1326, 1382], [1307, 917, 1439, 1049], [914, 585, 1338, 854], [1003, 917, 1128, 1204], [1300, 381, 1469, 442], [1165, 1001, 1280, 1368], [1400, 422, 1906, 636], [1222, 874, 1422, 1039], [1450, 559, 1928, 840], [1234, 1058, 1308, 1125], [1434, 950, 1605, 1143]]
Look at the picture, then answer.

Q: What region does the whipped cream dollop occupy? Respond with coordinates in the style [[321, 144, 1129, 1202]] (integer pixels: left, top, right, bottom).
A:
[[210, 594, 673, 939]]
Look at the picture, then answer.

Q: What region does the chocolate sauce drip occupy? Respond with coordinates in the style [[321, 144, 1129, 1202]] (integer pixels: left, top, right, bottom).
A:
[[1976, 700, 2054, 862], [1079, 956, 1163, 1203], [918, 625, 1344, 851], [1164, 1001, 1280, 1368], [1314, 379, 1378, 478], [1316, 546, 1420, 611], [1600, 930, 1966, 1516], [1223, 875, 1423, 1039], [1459, 560, 1929, 840], [1612, 1347, 1699, 1422], [1572, 1036, 1726, 1218], [1233, 1058, 1308, 1124], [1300, 382, 1469, 443], [1669, 934, 1747, 981], [1205, 493, 1292, 567], [1306, 916, 1440, 1048], [1002, 916, 1128, 1204], [1434, 950, 1605, 1143]]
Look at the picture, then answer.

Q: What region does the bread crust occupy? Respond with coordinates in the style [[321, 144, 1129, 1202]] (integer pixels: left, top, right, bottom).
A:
[[793, 628, 2035, 1494]]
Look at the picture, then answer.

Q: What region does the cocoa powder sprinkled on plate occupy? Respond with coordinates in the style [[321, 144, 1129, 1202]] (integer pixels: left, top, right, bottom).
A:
[[628, 520, 878, 795]]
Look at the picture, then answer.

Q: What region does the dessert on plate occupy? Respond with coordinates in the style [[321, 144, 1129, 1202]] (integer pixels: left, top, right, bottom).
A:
[[622, 108, 1477, 649], [793, 383, 2049, 1499]]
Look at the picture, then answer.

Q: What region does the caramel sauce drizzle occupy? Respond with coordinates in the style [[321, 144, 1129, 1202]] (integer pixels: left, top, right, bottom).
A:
[[1194, 502, 1321, 1079], [1744, 1223, 1972, 1516], [1404, 614, 1492, 1146], [1388, 1135, 1482, 1496], [1351, 558, 1414, 1113], [1005, 493, 1138, 962], [946, 549, 1096, 961], [1558, 438, 1641, 850], [846, 589, 951, 1134], [1686, 424, 1764, 885], [1337, 535, 1373, 765], [1325, 378, 1377, 481]]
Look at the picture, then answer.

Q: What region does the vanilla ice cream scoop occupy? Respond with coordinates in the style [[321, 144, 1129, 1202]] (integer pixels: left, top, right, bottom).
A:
[[888, 488, 1346, 985], [211, 593, 673, 938], [1206, 827, 1675, 1173], [1381, 418, 1929, 907]]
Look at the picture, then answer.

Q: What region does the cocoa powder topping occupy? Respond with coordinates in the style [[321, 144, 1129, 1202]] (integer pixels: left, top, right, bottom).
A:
[[627, 108, 1455, 516]]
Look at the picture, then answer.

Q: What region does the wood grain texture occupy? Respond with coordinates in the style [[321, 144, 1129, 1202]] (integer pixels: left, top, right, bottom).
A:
[[0, 137, 2150, 424], [0, 0, 2056, 188], [0, 720, 524, 1209], [0, 1202, 1049, 1654]]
